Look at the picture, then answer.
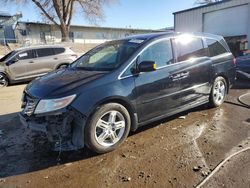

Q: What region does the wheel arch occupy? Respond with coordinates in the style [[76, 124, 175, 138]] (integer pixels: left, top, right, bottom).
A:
[[55, 63, 70, 70], [0, 71, 10, 83], [87, 96, 138, 132], [212, 73, 230, 93]]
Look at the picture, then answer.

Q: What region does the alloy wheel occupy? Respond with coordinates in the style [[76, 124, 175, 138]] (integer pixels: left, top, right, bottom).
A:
[[213, 80, 226, 105], [0, 74, 8, 88], [94, 110, 126, 147]]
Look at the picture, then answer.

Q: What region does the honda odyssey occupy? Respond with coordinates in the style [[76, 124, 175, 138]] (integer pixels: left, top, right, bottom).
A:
[[19, 32, 236, 153]]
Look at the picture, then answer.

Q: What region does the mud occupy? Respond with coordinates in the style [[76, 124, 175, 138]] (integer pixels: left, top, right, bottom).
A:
[[0, 80, 249, 188]]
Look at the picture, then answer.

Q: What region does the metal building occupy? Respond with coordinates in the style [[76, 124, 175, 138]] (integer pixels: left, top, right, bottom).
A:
[[173, 0, 250, 56], [0, 12, 21, 44], [15, 21, 161, 45]]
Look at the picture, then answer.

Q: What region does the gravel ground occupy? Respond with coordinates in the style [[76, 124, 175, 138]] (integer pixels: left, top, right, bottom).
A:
[[0, 80, 249, 188]]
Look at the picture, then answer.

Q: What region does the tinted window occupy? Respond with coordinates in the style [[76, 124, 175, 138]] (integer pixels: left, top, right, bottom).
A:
[[17, 50, 34, 60], [54, 48, 65, 54], [206, 39, 228, 57], [139, 40, 173, 68], [174, 37, 206, 62], [36, 48, 55, 57]]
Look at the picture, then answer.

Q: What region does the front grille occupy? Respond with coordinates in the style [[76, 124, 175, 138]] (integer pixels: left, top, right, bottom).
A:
[[22, 92, 39, 116]]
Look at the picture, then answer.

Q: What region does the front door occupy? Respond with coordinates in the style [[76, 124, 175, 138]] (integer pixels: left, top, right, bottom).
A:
[[134, 39, 181, 122], [8, 50, 36, 79]]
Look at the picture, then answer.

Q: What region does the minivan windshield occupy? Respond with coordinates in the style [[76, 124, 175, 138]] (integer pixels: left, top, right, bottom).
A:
[[71, 39, 144, 71], [0, 51, 17, 62]]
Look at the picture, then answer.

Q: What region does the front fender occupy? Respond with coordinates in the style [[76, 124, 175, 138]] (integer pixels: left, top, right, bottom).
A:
[[71, 77, 137, 118]]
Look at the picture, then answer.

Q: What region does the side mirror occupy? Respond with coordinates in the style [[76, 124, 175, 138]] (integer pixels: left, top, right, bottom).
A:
[[6, 57, 18, 66], [12, 57, 18, 63], [138, 61, 157, 73]]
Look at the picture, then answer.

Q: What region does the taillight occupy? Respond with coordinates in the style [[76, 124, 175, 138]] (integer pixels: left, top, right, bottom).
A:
[[233, 58, 237, 66]]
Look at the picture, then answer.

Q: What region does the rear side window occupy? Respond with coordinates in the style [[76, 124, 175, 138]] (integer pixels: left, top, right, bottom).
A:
[[173, 37, 207, 62], [54, 48, 65, 55], [206, 39, 228, 57], [36, 48, 55, 57], [139, 39, 173, 68], [17, 50, 34, 60]]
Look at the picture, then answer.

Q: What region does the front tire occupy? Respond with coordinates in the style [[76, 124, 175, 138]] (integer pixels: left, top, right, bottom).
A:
[[0, 73, 9, 88], [209, 76, 227, 107], [85, 103, 131, 154]]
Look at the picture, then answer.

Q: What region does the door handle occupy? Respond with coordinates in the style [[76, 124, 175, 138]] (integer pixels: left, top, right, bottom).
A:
[[29, 61, 34, 63], [54, 57, 58, 60]]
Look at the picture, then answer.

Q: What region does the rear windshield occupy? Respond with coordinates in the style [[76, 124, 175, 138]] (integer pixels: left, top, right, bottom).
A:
[[71, 39, 144, 71]]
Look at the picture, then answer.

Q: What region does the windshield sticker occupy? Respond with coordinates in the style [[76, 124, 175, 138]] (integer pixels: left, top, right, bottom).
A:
[[129, 39, 144, 44], [19, 53, 28, 58]]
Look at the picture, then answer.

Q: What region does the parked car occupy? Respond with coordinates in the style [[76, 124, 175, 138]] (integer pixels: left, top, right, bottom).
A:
[[0, 45, 77, 87], [236, 54, 250, 80], [19, 32, 236, 153]]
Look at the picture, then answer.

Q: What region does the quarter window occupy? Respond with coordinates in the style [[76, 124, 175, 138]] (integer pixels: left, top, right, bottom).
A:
[[139, 40, 173, 68], [206, 39, 228, 57], [54, 48, 65, 54], [174, 37, 207, 62], [36, 48, 55, 57]]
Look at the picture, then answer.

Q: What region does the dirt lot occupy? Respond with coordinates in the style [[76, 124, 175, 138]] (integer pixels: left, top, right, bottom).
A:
[[0, 81, 249, 188]]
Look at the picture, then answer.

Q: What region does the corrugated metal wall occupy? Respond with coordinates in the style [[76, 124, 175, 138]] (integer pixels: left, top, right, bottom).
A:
[[174, 0, 250, 33]]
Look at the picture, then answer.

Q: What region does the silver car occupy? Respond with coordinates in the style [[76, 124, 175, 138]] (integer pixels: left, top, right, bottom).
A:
[[0, 45, 77, 87]]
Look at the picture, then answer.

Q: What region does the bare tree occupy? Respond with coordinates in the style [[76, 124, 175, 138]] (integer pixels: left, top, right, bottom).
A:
[[4, 0, 115, 41], [195, 0, 223, 5]]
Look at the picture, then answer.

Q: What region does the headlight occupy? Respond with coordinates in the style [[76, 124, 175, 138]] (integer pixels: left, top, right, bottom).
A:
[[34, 94, 76, 114]]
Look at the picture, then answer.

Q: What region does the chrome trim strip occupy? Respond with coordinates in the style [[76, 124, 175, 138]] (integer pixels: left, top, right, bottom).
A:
[[118, 37, 172, 80], [118, 35, 232, 81], [15, 73, 47, 80], [142, 82, 210, 104]]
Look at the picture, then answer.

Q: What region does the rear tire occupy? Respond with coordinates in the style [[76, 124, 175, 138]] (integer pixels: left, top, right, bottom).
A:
[[85, 103, 131, 154], [209, 76, 227, 107], [0, 73, 9, 88]]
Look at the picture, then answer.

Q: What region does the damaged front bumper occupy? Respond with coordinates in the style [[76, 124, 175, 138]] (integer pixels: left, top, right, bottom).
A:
[[19, 107, 87, 151]]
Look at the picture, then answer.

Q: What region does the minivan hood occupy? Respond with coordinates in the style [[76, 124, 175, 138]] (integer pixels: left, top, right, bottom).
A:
[[26, 68, 107, 98]]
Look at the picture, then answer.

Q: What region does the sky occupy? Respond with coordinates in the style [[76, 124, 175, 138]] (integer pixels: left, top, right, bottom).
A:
[[2, 0, 198, 29]]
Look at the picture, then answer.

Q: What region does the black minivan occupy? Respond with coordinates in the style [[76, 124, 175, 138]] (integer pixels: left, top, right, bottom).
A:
[[20, 32, 236, 153]]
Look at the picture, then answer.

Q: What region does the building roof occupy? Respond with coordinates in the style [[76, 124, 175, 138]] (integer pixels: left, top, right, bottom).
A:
[[17, 21, 162, 32], [173, 0, 232, 14]]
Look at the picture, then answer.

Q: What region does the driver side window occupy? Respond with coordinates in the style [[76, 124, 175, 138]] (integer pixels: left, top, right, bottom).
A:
[[139, 39, 173, 68], [17, 50, 34, 61]]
